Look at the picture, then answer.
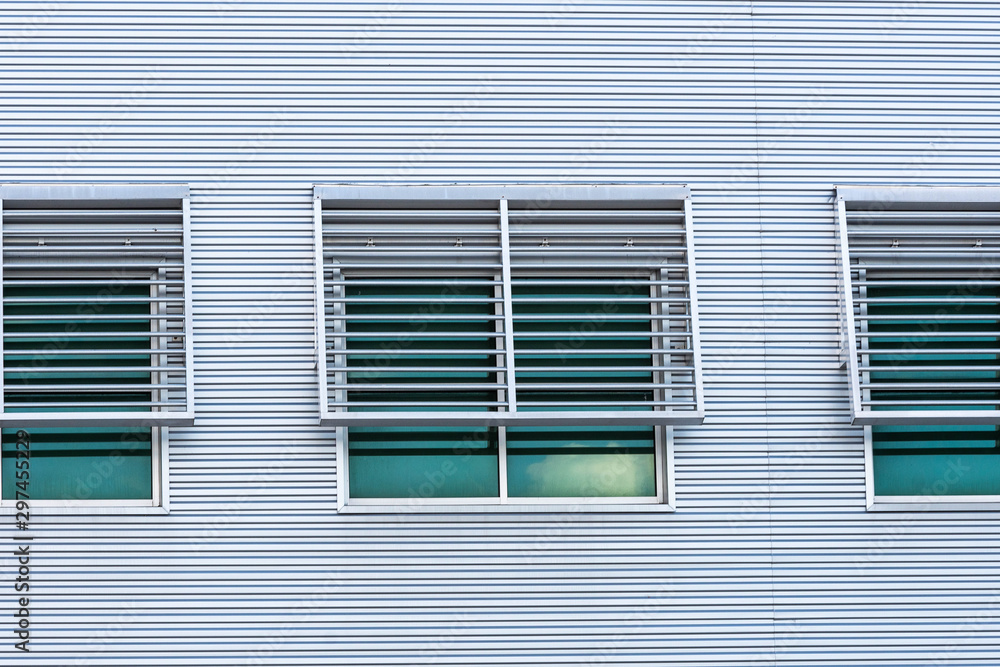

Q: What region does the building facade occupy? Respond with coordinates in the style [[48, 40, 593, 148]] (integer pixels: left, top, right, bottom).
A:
[[2, 1, 1000, 664]]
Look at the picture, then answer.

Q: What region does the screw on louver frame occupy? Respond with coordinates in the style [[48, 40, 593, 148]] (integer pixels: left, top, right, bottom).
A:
[[837, 185, 1000, 425], [0, 184, 195, 427], [314, 184, 704, 427]]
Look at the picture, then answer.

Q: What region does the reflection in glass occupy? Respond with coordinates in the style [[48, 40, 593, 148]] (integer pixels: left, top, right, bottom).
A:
[[506, 425, 656, 498]]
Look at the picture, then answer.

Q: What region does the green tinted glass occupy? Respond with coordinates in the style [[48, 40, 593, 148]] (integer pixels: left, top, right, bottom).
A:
[[1, 426, 153, 500], [506, 425, 656, 498], [512, 279, 654, 410], [867, 285, 1000, 411], [1, 282, 154, 500], [345, 278, 659, 500], [348, 426, 499, 499], [345, 281, 498, 412], [868, 285, 1000, 495], [873, 424, 1000, 496], [4, 283, 152, 412], [508, 279, 657, 497]]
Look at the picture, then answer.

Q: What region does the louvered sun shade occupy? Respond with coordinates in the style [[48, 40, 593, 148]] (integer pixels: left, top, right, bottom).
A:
[[0, 184, 194, 427], [837, 186, 1000, 425], [315, 184, 704, 427]]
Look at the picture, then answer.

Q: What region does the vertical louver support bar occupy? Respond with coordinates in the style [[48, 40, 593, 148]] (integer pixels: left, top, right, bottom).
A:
[[316, 185, 703, 427], [837, 186, 1000, 425], [0, 184, 194, 427]]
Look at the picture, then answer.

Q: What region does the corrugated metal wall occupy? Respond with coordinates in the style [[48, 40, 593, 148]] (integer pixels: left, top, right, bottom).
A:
[[754, 3, 1000, 664], [0, 1, 998, 664]]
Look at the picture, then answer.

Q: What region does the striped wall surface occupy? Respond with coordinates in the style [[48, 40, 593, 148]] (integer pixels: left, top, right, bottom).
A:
[[0, 1, 998, 664]]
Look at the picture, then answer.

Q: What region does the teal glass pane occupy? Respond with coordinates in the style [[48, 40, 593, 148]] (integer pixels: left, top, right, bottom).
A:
[[4, 283, 152, 412], [867, 284, 1000, 495], [1, 426, 153, 500], [506, 425, 656, 498], [348, 426, 499, 499], [507, 279, 658, 497], [872, 424, 1000, 496], [512, 279, 654, 411], [1, 281, 155, 500], [345, 281, 499, 411], [867, 285, 1000, 411]]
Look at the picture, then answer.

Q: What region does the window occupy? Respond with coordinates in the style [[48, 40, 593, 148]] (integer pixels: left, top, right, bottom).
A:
[[315, 184, 703, 508], [0, 184, 194, 509], [837, 185, 1000, 508]]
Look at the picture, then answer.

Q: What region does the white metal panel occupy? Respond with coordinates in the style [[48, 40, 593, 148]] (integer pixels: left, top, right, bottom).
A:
[[0, 11, 773, 655], [753, 2, 1000, 665], [3, 0, 998, 666]]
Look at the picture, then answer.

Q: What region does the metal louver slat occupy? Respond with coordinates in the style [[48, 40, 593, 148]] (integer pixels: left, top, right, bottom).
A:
[[0, 183, 194, 427], [316, 191, 509, 424], [837, 185, 1000, 425], [315, 184, 704, 427], [507, 195, 702, 422]]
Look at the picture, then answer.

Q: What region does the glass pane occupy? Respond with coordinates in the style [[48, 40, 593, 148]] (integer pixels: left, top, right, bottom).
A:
[[348, 426, 499, 499], [508, 279, 659, 498], [1, 426, 153, 500], [506, 425, 656, 498], [872, 424, 1000, 496], [345, 281, 500, 411], [4, 282, 152, 411], [867, 285, 1000, 410], [1, 282, 155, 500], [512, 279, 654, 410], [867, 284, 1000, 496]]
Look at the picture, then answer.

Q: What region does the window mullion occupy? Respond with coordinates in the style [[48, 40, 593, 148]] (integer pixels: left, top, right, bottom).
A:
[[498, 426, 508, 504], [498, 197, 518, 415]]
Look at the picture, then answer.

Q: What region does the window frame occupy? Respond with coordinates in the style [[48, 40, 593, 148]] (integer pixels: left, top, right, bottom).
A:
[[837, 185, 1000, 509], [0, 427, 169, 514], [0, 183, 192, 513], [864, 425, 1000, 511], [336, 424, 675, 513], [315, 184, 700, 511]]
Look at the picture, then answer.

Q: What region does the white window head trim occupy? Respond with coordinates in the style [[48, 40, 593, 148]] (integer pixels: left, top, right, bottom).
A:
[[837, 185, 1000, 426], [314, 184, 704, 428], [0, 183, 195, 427]]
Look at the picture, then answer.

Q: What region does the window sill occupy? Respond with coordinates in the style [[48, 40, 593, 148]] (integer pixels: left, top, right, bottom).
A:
[[868, 496, 1000, 512], [338, 501, 675, 515], [0, 503, 168, 516]]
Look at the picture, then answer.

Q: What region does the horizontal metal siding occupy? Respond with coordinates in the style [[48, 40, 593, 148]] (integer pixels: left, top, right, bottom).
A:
[[753, 2, 1000, 666], [0, 2, 773, 664], [0, 0, 994, 665]]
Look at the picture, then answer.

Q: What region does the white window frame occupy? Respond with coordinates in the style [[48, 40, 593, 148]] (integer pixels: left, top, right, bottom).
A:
[[837, 185, 1000, 510], [336, 424, 675, 513], [0, 427, 169, 515], [864, 425, 1000, 512], [315, 184, 701, 511], [0, 183, 192, 513]]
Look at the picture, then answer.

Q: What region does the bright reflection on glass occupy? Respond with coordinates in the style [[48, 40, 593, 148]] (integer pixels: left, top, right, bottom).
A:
[[506, 425, 656, 498]]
